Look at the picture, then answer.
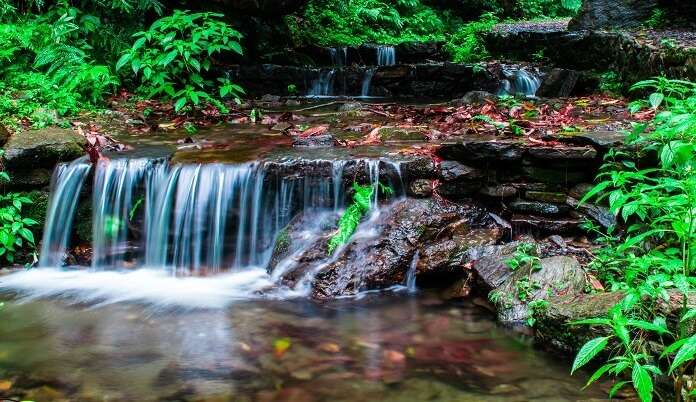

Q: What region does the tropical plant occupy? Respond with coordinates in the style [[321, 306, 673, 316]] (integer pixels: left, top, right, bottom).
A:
[[444, 12, 498, 63], [116, 10, 244, 113], [0, 150, 38, 265], [573, 78, 696, 402], [328, 182, 393, 254]]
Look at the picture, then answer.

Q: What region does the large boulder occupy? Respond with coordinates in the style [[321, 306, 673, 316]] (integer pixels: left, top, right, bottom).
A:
[[268, 198, 498, 298], [3, 128, 85, 170], [569, 0, 658, 30]]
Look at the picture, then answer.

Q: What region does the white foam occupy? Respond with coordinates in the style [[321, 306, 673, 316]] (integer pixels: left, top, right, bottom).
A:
[[0, 268, 305, 309]]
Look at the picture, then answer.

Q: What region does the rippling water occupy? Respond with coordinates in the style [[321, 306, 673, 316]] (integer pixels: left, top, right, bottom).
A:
[[0, 288, 609, 402]]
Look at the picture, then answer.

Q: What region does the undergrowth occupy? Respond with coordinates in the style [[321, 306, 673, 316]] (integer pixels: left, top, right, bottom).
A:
[[573, 77, 696, 402]]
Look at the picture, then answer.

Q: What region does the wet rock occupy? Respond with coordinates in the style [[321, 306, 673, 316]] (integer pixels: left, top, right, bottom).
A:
[[438, 140, 526, 164], [271, 198, 496, 298], [395, 41, 443, 63], [407, 179, 433, 198], [271, 122, 293, 132], [441, 277, 473, 299], [338, 102, 363, 112], [479, 185, 518, 198], [566, 196, 615, 229], [511, 215, 582, 234], [377, 127, 427, 142], [472, 247, 587, 322], [417, 227, 503, 277], [261, 94, 281, 102], [526, 146, 597, 161], [562, 130, 626, 148], [312, 199, 494, 298], [3, 128, 86, 169], [0, 124, 10, 147], [24, 190, 50, 232], [6, 168, 53, 189], [570, 0, 658, 30], [439, 161, 482, 181], [537, 68, 580, 98], [524, 191, 567, 203], [568, 183, 593, 200], [453, 91, 496, 106], [522, 165, 589, 185], [292, 134, 334, 148], [400, 157, 437, 180], [509, 200, 569, 216]]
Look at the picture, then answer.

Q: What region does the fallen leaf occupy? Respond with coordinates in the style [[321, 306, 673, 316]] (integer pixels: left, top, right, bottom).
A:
[[273, 337, 292, 358]]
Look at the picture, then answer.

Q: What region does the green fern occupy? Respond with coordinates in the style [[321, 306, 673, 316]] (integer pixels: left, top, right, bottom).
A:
[[327, 182, 393, 254]]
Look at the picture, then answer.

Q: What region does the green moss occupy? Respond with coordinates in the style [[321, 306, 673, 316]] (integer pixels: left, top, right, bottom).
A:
[[274, 227, 291, 256], [74, 201, 93, 244]]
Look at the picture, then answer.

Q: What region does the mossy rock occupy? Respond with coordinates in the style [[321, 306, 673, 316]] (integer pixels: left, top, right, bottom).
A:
[[23, 190, 50, 232], [3, 128, 86, 169], [74, 201, 93, 244]]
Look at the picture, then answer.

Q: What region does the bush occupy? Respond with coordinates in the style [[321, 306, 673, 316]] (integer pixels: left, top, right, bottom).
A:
[[117, 10, 244, 113], [444, 13, 498, 63]]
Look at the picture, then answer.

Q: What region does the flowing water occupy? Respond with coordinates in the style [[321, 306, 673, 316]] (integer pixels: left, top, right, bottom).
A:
[[0, 291, 609, 402], [377, 46, 396, 66], [498, 67, 542, 97]]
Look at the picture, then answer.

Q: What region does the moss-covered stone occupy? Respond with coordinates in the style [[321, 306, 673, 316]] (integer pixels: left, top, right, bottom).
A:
[[74, 201, 93, 244], [3, 128, 86, 169]]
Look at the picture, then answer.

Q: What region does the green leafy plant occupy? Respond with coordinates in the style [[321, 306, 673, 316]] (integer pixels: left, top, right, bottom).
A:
[[327, 182, 393, 254], [574, 78, 696, 401], [116, 10, 245, 113], [444, 12, 497, 63], [0, 150, 37, 265]]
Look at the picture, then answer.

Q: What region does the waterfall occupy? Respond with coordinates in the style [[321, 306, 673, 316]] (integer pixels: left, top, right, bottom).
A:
[[361, 68, 376, 97], [308, 69, 336, 96], [38, 158, 405, 276], [376, 46, 396, 66], [39, 157, 91, 267], [405, 251, 419, 292], [498, 67, 541, 97], [329, 47, 348, 67]]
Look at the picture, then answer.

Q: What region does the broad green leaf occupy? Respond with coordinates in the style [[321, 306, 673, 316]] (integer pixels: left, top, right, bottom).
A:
[[571, 337, 609, 374], [669, 335, 696, 374], [649, 92, 664, 109], [631, 364, 653, 402]]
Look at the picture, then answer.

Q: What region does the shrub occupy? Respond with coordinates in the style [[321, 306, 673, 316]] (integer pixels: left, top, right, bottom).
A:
[[0, 150, 38, 265], [117, 10, 244, 113], [444, 13, 498, 63]]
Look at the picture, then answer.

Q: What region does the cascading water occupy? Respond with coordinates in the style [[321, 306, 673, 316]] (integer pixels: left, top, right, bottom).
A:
[[308, 69, 336, 96], [498, 67, 542, 97], [328, 47, 348, 67], [38, 158, 404, 274], [361, 68, 376, 97], [39, 157, 91, 267], [376, 46, 396, 66]]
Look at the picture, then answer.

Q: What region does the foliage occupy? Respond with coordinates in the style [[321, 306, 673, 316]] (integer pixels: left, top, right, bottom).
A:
[[444, 12, 498, 63], [117, 10, 244, 113], [327, 182, 392, 254], [285, 0, 459, 47], [0, 150, 37, 265], [0, 5, 122, 127], [574, 78, 696, 401], [598, 71, 624, 95], [515, 0, 581, 19]]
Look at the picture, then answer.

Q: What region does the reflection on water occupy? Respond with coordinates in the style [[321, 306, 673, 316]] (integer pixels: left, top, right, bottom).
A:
[[0, 292, 608, 402]]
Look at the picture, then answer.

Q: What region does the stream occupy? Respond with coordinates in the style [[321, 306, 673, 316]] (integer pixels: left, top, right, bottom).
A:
[[0, 291, 609, 402]]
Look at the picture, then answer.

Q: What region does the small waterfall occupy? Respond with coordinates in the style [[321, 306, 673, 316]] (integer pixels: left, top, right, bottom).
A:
[[376, 46, 396, 66], [361, 68, 376, 97], [38, 158, 405, 277], [308, 69, 336, 96], [498, 67, 541, 97], [39, 157, 91, 267], [405, 251, 419, 292], [329, 47, 348, 67]]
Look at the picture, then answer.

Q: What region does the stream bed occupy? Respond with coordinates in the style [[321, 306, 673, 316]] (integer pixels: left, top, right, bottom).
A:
[[0, 290, 608, 402]]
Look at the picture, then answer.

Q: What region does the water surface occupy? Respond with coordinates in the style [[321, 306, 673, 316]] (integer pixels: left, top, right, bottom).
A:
[[0, 290, 608, 402]]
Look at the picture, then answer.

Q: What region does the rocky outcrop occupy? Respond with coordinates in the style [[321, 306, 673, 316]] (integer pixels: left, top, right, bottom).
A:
[[3, 128, 85, 170], [569, 0, 659, 30], [268, 198, 500, 298], [485, 30, 696, 83], [570, 0, 696, 30]]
